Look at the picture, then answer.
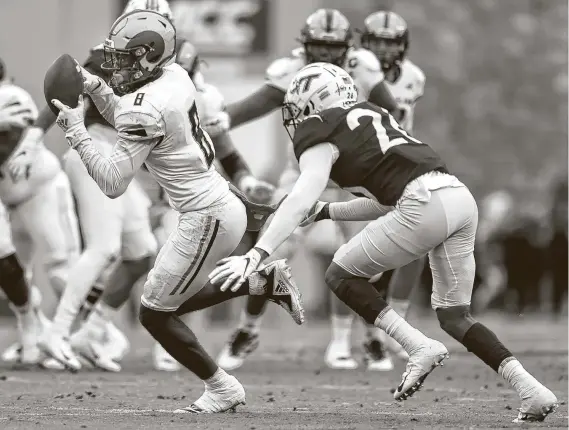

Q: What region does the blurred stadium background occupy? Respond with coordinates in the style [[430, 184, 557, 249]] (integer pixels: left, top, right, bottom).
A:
[[0, 0, 566, 324]]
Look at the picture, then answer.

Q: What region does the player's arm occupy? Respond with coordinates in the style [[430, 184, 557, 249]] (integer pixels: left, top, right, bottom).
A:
[[254, 142, 337, 257], [212, 131, 250, 185], [368, 80, 398, 114], [225, 84, 285, 130], [327, 198, 393, 221]]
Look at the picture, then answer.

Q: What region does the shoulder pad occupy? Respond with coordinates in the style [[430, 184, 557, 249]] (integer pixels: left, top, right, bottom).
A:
[[403, 60, 426, 84], [115, 95, 164, 141], [196, 83, 225, 120], [265, 55, 304, 92], [347, 48, 382, 73]]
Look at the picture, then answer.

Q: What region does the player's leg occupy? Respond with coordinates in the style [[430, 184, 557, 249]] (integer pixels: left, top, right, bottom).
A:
[[325, 192, 455, 400], [0, 205, 40, 364], [430, 187, 558, 422], [42, 151, 123, 370], [216, 225, 307, 370]]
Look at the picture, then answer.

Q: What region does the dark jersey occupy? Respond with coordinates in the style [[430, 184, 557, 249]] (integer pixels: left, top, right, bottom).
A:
[[293, 101, 448, 206], [82, 47, 113, 128]]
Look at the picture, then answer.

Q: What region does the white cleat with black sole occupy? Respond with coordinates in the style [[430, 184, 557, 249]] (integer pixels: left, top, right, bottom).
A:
[[363, 339, 394, 372], [324, 341, 358, 370], [394, 339, 449, 401], [217, 329, 259, 371], [153, 342, 181, 372], [39, 333, 82, 372], [174, 375, 246, 414]]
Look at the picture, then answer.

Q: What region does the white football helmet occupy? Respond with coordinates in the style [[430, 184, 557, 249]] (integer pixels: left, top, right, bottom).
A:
[[282, 62, 357, 139], [123, 0, 173, 19]]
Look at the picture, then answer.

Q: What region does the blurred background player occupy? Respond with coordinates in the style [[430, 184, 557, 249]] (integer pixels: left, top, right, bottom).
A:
[[0, 59, 80, 367], [80, 37, 275, 372], [213, 8, 400, 372]]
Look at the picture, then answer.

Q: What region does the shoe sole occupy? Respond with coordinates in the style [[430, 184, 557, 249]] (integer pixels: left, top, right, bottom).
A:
[[513, 402, 559, 423], [395, 353, 450, 401], [174, 400, 246, 414]]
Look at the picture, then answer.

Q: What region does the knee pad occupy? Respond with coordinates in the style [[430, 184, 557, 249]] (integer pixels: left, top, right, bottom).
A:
[[324, 262, 350, 292], [436, 305, 476, 341]]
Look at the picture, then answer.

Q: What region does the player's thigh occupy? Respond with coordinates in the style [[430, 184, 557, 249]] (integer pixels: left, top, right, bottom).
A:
[[333, 193, 454, 278], [0, 201, 15, 258], [64, 151, 122, 255], [11, 172, 80, 265], [120, 178, 157, 260], [141, 194, 247, 312], [429, 187, 479, 309]]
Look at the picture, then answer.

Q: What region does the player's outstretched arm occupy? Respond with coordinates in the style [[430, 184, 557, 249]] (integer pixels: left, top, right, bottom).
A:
[[329, 198, 393, 221], [225, 84, 285, 130], [254, 143, 337, 256]]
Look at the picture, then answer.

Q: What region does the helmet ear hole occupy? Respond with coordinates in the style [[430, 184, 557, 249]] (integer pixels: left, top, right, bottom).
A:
[[303, 105, 311, 116]]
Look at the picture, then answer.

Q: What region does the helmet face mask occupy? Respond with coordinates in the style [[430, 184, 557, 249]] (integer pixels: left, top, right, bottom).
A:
[[102, 10, 176, 95], [300, 9, 353, 67], [361, 11, 409, 72]]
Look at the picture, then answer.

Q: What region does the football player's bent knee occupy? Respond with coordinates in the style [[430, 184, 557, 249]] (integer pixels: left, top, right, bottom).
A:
[[139, 304, 170, 334], [324, 262, 352, 292], [436, 305, 477, 342]]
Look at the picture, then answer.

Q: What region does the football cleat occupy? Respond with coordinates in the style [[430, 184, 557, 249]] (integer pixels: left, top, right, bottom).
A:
[[217, 329, 259, 371], [103, 321, 130, 362], [39, 333, 82, 371], [70, 328, 121, 372], [257, 260, 304, 325], [324, 340, 358, 370], [152, 342, 181, 372], [174, 375, 246, 414], [11, 305, 41, 364], [514, 385, 558, 423], [394, 339, 449, 401], [363, 339, 394, 371]]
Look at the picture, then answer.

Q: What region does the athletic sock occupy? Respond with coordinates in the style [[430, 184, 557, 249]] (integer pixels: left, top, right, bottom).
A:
[[500, 358, 543, 399], [375, 308, 429, 355]]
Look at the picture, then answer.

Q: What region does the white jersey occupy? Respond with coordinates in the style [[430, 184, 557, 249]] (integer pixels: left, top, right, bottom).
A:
[[385, 59, 425, 133], [115, 63, 229, 212], [0, 82, 61, 206], [136, 74, 228, 207], [266, 47, 384, 100]]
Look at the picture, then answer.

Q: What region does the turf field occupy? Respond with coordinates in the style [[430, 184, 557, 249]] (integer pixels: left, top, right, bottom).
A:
[[0, 310, 566, 429]]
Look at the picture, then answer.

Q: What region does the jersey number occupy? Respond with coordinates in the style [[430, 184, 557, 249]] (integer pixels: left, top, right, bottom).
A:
[[188, 103, 215, 168], [346, 108, 422, 153]]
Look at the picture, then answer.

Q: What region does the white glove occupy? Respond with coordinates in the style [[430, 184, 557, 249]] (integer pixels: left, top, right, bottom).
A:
[[51, 95, 90, 148], [208, 248, 263, 292], [202, 111, 230, 138], [299, 200, 330, 227], [0, 104, 34, 131], [74, 60, 104, 94], [238, 175, 275, 204], [4, 127, 44, 182]]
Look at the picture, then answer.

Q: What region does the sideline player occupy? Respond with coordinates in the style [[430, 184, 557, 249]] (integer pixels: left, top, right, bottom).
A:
[[52, 10, 303, 413], [210, 63, 559, 421], [214, 8, 399, 371], [0, 63, 81, 366]]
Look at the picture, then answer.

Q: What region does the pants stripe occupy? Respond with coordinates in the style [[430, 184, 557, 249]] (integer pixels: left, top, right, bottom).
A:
[[169, 217, 219, 296]]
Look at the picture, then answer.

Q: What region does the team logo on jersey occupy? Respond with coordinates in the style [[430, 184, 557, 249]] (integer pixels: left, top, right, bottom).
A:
[[290, 73, 321, 95]]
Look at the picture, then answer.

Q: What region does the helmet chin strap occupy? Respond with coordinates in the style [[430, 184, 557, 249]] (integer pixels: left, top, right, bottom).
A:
[[111, 70, 144, 93]]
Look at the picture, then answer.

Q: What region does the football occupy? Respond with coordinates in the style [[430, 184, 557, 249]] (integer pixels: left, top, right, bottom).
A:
[[43, 53, 83, 115]]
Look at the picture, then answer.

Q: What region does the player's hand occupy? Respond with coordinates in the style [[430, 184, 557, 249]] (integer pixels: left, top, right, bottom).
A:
[[238, 175, 275, 204], [299, 200, 330, 227], [0, 104, 34, 131], [73, 60, 101, 94], [4, 127, 44, 182], [52, 95, 90, 148], [208, 248, 263, 292], [202, 111, 230, 138]]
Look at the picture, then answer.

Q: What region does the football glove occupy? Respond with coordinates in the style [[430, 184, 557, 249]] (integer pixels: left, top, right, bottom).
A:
[[299, 200, 330, 227], [52, 95, 90, 148], [202, 111, 230, 138], [74, 60, 103, 94], [238, 175, 275, 204], [209, 248, 264, 292]]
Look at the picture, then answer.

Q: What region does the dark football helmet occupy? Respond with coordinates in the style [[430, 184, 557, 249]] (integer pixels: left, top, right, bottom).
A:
[[361, 11, 409, 72]]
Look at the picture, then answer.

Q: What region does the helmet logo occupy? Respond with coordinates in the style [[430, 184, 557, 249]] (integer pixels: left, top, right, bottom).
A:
[[290, 73, 321, 95]]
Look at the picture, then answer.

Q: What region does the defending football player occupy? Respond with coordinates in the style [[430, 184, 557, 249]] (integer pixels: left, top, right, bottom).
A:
[[215, 8, 398, 372], [51, 10, 303, 413], [210, 63, 559, 422]]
